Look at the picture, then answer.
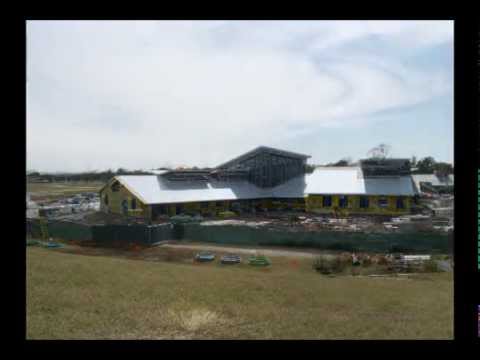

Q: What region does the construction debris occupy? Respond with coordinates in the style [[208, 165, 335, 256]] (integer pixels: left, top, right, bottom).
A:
[[388, 254, 434, 272], [221, 254, 242, 264], [200, 219, 271, 228], [27, 192, 101, 219], [193, 211, 453, 234], [195, 251, 216, 262]]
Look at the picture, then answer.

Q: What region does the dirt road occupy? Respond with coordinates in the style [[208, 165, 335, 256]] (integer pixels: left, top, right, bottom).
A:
[[157, 242, 322, 258]]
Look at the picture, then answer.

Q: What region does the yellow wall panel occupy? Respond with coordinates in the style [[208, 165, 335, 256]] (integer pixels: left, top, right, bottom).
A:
[[101, 176, 413, 220], [100, 179, 148, 219], [305, 194, 411, 215]]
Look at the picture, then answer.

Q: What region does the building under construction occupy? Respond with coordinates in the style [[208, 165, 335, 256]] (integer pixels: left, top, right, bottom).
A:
[[99, 146, 417, 220]]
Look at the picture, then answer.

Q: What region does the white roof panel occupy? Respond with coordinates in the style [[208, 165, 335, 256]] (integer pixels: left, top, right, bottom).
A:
[[305, 167, 362, 194], [116, 166, 416, 205], [149, 170, 169, 175], [362, 177, 415, 196], [305, 167, 415, 196], [117, 175, 266, 204]]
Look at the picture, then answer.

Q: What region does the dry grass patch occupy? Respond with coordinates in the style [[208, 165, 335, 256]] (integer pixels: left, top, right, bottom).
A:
[[27, 247, 453, 339]]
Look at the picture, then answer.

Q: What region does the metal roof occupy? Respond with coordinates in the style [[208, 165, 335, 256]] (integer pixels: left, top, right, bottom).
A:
[[411, 174, 454, 193], [114, 166, 415, 205], [305, 167, 415, 196], [116, 175, 267, 204], [359, 158, 411, 176], [150, 170, 169, 175], [216, 146, 311, 169]]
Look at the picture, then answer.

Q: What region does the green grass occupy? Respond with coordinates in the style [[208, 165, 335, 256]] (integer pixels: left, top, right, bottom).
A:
[[27, 247, 453, 339]]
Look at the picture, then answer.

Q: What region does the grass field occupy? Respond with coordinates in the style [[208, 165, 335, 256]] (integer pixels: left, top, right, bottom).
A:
[[27, 181, 105, 202], [27, 247, 453, 339]]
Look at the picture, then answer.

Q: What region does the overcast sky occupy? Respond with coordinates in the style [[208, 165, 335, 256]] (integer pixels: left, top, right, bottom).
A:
[[27, 20, 453, 173]]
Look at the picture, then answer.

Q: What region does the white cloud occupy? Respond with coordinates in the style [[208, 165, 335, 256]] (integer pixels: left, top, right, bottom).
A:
[[27, 20, 453, 172]]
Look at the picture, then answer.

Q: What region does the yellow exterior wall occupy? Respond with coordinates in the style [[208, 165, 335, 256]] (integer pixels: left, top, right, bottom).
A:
[[100, 177, 411, 220], [305, 194, 411, 215], [100, 179, 150, 219], [156, 200, 232, 218], [269, 198, 306, 211], [182, 202, 200, 213], [261, 199, 272, 209], [183, 201, 229, 215]]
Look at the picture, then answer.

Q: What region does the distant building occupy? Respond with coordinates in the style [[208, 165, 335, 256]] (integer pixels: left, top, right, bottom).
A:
[[411, 173, 454, 195], [100, 146, 417, 220], [26, 193, 39, 218]]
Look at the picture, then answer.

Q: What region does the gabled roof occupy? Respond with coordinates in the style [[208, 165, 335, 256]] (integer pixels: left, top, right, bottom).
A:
[[216, 146, 311, 169], [111, 166, 415, 205], [116, 175, 267, 204]]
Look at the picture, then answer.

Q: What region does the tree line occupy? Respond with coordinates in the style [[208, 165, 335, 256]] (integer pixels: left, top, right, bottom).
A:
[[27, 152, 453, 184], [27, 168, 156, 183]]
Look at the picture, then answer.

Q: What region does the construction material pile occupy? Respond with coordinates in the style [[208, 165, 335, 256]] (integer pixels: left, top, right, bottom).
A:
[[195, 213, 451, 234], [420, 194, 454, 219], [384, 214, 452, 233], [313, 252, 450, 275], [296, 216, 385, 233], [221, 254, 241, 264], [200, 219, 271, 228], [248, 255, 271, 266], [28, 192, 101, 219], [195, 251, 216, 262]]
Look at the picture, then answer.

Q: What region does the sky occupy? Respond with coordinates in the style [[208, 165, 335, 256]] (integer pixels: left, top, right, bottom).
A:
[[26, 20, 453, 173]]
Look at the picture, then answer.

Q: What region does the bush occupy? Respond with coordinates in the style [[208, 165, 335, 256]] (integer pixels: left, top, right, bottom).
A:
[[312, 255, 348, 274], [375, 255, 390, 266], [422, 259, 439, 273], [361, 256, 372, 267]]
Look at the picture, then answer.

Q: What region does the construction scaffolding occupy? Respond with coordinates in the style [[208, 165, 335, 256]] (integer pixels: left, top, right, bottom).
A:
[[161, 146, 310, 188]]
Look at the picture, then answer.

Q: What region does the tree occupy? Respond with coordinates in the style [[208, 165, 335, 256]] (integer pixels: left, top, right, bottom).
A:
[[416, 157, 436, 174], [434, 162, 453, 176], [157, 162, 173, 170], [332, 159, 350, 166], [367, 143, 391, 159], [411, 156, 417, 167], [327, 157, 352, 167]]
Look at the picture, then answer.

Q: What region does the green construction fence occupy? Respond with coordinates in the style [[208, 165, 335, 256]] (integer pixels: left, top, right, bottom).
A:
[[26, 219, 452, 253], [26, 219, 173, 245], [181, 224, 452, 254]]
